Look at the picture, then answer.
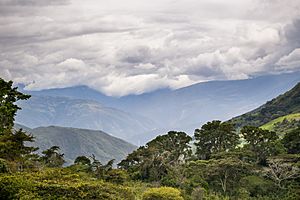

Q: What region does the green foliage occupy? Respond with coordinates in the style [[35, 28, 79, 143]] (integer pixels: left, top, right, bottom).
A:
[[260, 113, 300, 135], [240, 176, 277, 197], [74, 156, 91, 165], [105, 169, 129, 184], [282, 126, 300, 154], [0, 168, 135, 200], [142, 187, 184, 200], [204, 158, 251, 195], [118, 131, 192, 181], [0, 78, 38, 171], [0, 78, 30, 133], [0, 158, 9, 173], [241, 126, 283, 164], [0, 129, 38, 162], [194, 121, 239, 159], [41, 146, 65, 168]]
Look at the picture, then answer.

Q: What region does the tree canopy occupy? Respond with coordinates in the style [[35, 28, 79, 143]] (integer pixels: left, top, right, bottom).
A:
[[194, 120, 239, 159]]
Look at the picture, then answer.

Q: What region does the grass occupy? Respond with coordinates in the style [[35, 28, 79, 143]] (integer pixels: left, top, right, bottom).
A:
[[260, 113, 300, 131]]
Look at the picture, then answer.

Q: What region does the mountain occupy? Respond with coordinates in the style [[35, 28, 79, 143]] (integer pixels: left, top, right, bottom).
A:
[[16, 96, 156, 143], [230, 82, 300, 128], [15, 124, 136, 165], [17, 72, 300, 144]]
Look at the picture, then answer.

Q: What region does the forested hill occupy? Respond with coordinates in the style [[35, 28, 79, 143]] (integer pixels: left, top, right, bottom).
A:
[[15, 124, 137, 165], [230, 82, 300, 127]]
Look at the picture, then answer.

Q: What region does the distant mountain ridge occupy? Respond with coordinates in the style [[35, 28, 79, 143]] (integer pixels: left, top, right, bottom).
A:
[[230, 82, 300, 128], [16, 96, 156, 142], [16, 72, 300, 144], [15, 124, 136, 165]]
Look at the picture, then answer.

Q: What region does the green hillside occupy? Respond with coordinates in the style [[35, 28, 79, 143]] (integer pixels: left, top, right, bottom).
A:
[[260, 113, 300, 130], [260, 113, 300, 136], [230, 82, 300, 128], [15, 124, 137, 165]]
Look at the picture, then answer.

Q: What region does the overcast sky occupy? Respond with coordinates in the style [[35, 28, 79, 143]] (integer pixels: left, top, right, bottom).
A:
[[1, 0, 300, 96]]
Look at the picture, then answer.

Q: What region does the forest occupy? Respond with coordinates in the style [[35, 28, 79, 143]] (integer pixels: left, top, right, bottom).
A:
[[0, 78, 299, 200]]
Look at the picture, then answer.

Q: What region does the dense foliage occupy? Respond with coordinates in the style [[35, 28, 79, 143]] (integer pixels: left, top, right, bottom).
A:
[[1, 78, 299, 199]]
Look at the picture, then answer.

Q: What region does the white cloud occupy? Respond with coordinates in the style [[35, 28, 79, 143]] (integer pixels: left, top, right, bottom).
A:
[[0, 0, 300, 96], [276, 48, 300, 70]]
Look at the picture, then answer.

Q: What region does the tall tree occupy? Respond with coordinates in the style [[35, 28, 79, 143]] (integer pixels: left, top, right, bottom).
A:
[[282, 126, 300, 154], [194, 120, 239, 160], [118, 131, 192, 181], [240, 126, 282, 164], [0, 78, 37, 170], [0, 129, 37, 161], [0, 78, 30, 133], [41, 146, 65, 168]]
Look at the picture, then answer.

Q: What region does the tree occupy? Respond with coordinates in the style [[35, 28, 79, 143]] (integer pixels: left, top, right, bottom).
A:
[[194, 121, 239, 160], [265, 157, 300, 189], [0, 78, 30, 133], [0, 78, 37, 170], [147, 131, 192, 165], [240, 126, 282, 164], [118, 131, 192, 181], [282, 126, 300, 154], [41, 146, 65, 167], [205, 158, 250, 195], [89, 154, 115, 179], [0, 129, 37, 161], [74, 156, 91, 165]]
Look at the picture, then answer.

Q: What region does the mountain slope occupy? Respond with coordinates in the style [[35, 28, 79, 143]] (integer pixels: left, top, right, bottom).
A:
[[230, 82, 300, 128], [16, 96, 155, 142], [16, 124, 137, 165]]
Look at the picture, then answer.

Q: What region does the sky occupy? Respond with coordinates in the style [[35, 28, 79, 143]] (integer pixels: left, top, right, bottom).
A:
[[0, 0, 300, 96]]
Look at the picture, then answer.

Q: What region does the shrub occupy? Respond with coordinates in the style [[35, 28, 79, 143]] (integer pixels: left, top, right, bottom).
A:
[[0, 158, 9, 173], [240, 176, 277, 197], [0, 169, 135, 200], [142, 187, 184, 200], [105, 169, 129, 184], [191, 187, 206, 200]]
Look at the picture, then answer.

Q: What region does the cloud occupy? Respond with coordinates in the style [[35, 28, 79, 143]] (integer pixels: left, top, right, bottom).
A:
[[0, 0, 70, 6], [276, 48, 300, 70], [1, 0, 300, 96]]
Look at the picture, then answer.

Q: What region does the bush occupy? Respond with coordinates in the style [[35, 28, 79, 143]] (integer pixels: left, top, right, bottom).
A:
[[142, 187, 184, 200], [0, 158, 9, 173], [191, 187, 206, 200], [105, 169, 129, 184], [0, 169, 135, 200], [240, 176, 277, 197]]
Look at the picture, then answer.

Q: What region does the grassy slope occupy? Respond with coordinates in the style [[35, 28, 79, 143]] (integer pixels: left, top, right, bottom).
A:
[[260, 113, 300, 130], [230, 82, 300, 128]]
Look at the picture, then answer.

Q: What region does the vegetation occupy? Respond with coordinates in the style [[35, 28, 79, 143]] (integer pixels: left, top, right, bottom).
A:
[[1, 78, 299, 199], [194, 120, 239, 160], [142, 187, 184, 200], [231, 82, 300, 128]]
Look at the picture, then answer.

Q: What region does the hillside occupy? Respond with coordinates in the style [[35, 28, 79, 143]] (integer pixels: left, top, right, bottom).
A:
[[15, 124, 136, 165], [260, 113, 300, 136], [230, 82, 300, 128], [16, 96, 155, 143]]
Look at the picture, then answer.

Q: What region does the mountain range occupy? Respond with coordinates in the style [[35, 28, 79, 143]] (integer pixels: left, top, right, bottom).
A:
[[16, 72, 300, 144]]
